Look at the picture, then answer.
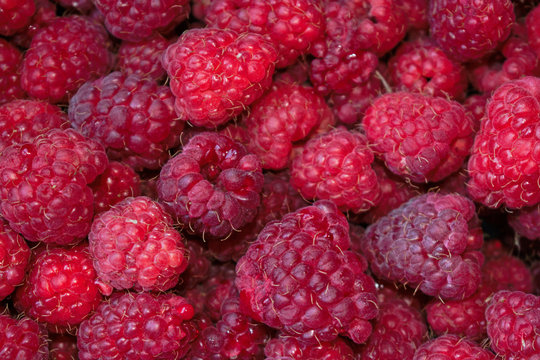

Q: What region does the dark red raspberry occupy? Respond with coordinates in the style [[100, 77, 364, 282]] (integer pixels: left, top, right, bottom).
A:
[[21, 15, 113, 104], [77, 292, 195, 360], [0, 0, 35, 36], [14, 245, 102, 333], [0, 128, 108, 245], [0, 99, 67, 152], [205, 0, 324, 68], [533, 261, 540, 295], [463, 93, 489, 129], [361, 193, 484, 300], [527, 5, 540, 58], [192, 0, 212, 20], [435, 169, 469, 197], [52, 0, 93, 13], [0, 219, 30, 301], [362, 92, 475, 183], [413, 335, 495, 360], [291, 127, 380, 213], [486, 290, 540, 359], [467, 76, 540, 209], [94, 0, 189, 41], [396, 0, 428, 30], [115, 34, 171, 82], [158, 132, 264, 239], [48, 334, 78, 360], [236, 201, 378, 345], [483, 252, 533, 293], [89, 196, 187, 295], [388, 37, 468, 100], [509, 205, 540, 241], [0, 314, 48, 360], [429, 0, 515, 62], [69, 71, 183, 170], [177, 240, 211, 290], [10, 0, 57, 49], [264, 335, 355, 360], [0, 39, 25, 105], [162, 28, 277, 128]]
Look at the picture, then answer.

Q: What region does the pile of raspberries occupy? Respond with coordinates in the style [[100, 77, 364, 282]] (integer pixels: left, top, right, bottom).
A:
[[2, 0, 540, 359]]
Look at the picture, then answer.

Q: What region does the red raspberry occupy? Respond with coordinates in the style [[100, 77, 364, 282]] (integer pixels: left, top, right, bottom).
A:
[[177, 240, 211, 290], [413, 335, 495, 360], [205, 0, 324, 68], [77, 292, 195, 360], [162, 28, 277, 128], [361, 193, 484, 300], [435, 169, 469, 197], [0, 219, 30, 301], [14, 245, 102, 333], [0, 99, 67, 152], [236, 201, 378, 345], [291, 127, 381, 213], [10, 0, 57, 49], [48, 334, 78, 360], [94, 0, 189, 42], [89, 196, 188, 295], [429, 0, 515, 62], [388, 38, 468, 100], [0, 39, 25, 105], [396, 0, 428, 30], [533, 261, 540, 295], [463, 93, 489, 129], [483, 252, 533, 293], [158, 132, 264, 239], [509, 205, 540, 241], [264, 335, 355, 359], [486, 290, 540, 359], [20, 15, 113, 104], [362, 92, 475, 183], [0, 314, 48, 360], [467, 76, 540, 209], [527, 4, 540, 58], [69, 71, 183, 170], [0, 0, 35, 36], [53, 0, 93, 13], [0, 128, 108, 245]]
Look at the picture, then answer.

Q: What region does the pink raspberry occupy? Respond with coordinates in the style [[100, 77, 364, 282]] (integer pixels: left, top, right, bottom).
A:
[[291, 127, 381, 213], [467, 76, 540, 209], [361, 193, 484, 300], [0, 219, 30, 301], [509, 205, 540, 241], [526, 4, 540, 58], [0, 314, 48, 360], [48, 334, 78, 360], [264, 335, 355, 360], [162, 28, 277, 128], [20, 15, 113, 104], [429, 0, 515, 62], [362, 92, 475, 183], [69, 71, 183, 170], [13, 245, 103, 333], [236, 201, 378, 345], [413, 335, 495, 360], [0, 0, 35, 36], [0, 39, 25, 105], [10, 0, 57, 49], [77, 292, 196, 360], [158, 132, 264, 239], [94, 0, 189, 41], [486, 290, 540, 359], [89, 196, 188, 295], [0, 128, 108, 245]]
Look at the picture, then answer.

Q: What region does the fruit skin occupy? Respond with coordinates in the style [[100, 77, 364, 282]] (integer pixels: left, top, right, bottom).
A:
[[429, 0, 515, 62], [485, 290, 540, 359], [77, 292, 196, 360], [509, 205, 540, 241], [361, 193, 484, 300], [158, 132, 264, 239], [235, 200, 378, 345], [10, 0, 57, 49], [69, 71, 183, 171], [290, 127, 381, 214], [89, 196, 187, 295], [162, 28, 277, 128], [0, 314, 48, 360], [526, 4, 540, 58], [0, 128, 108, 245], [467, 76, 540, 209], [13, 245, 103, 334], [0, 219, 30, 301], [0, 39, 25, 105], [413, 334, 495, 360], [362, 92, 475, 183], [264, 335, 355, 360], [0, 0, 35, 36]]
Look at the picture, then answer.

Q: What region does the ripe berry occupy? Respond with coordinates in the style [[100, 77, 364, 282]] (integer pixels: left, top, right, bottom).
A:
[[413, 334, 495, 360], [0, 39, 25, 105], [0, 0, 35, 36], [0, 219, 30, 301], [264, 335, 355, 360], [0, 314, 48, 360]]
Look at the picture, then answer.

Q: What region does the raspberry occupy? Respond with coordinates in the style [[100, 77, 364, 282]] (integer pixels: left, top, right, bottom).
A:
[[14, 245, 102, 334], [483, 252, 533, 293], [291, 127, 381, 213], [53, 0, 93, 13], [0, 314, 48, 360], [533, 261, 540, 295], [94, 0, 189, 42], [463, 93, 489, 128], [435, 169, 469, 197], [48, 334, 78, 360], [69, 71, 183, 170], [205, 0, 324, 68], [162, 28, 277, 128], [20, 15, 113, 104], [486, 290, 540, 359], [413, 335, 495, 360], [526, 4, 540, 58], [396, 0, 428, 30], [0, 0, 35, 36], [158, 132, 264, 239], [0, 99, 67, 152], [0, 128, 108, 245], [236, 201, 378, 345], [177, 240, 211, 290], [0, 219, 30, 301], [10, 0, 57, 49], [264, 335, 355, 359], [77, 292, 195, 360], [362, 92, 475, 183], [361, 193, 484, 300], [89, 196, 188, 295], [509, 205, 540, 241], [467, 76, 540, 209], [0, 39, 25, 105], [429, 0, 515, 62]]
